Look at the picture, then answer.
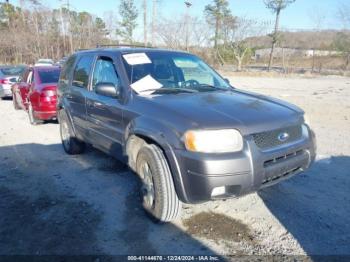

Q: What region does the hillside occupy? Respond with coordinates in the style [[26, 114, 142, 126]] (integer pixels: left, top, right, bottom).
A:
[[246, 30, 350, 50]]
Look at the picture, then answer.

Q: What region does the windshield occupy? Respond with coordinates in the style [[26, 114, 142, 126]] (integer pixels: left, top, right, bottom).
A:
[[0, 66, 26, 76], [122, 52, 231, 94], [38, 69, 60, 84]]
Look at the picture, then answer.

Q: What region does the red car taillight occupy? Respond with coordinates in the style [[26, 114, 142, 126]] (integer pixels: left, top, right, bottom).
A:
[[40, 87, 57, 102], [0, 79, 9, 84]]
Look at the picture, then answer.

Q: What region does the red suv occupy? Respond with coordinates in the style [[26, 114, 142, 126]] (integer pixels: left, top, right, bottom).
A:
[[13, 66, 60, 124]]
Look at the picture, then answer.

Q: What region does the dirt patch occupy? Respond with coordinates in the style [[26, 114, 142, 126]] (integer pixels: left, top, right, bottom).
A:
[[0, 186, 101, 255], [183, 212, 255, 244]]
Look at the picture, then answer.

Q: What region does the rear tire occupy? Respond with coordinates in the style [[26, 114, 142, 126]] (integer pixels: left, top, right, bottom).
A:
[[28, 104, 43, 125], [136, 144, 181, 222], [59, 110, 85, 155]]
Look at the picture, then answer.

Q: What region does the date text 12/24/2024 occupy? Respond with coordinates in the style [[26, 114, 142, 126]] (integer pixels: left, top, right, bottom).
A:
[[127, 256, 221, 261]]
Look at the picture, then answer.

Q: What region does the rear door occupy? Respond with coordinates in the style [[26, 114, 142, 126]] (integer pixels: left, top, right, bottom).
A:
[[67, 54, 95, 138], [20, 69, 33, 109], [85, 55, 124, 159]]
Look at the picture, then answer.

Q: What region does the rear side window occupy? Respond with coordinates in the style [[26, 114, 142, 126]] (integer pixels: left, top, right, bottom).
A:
[[38, 69, 60, 84], [59, 55, 76, 90], [72, 55, 94, 89]]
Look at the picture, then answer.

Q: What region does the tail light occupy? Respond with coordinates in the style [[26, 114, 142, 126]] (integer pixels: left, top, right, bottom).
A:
[[0, 79, 9, 84], [40, 87, 57, 102]]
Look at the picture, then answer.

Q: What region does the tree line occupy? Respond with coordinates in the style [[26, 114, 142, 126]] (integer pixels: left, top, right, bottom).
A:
[[0, 0, 349, 71]]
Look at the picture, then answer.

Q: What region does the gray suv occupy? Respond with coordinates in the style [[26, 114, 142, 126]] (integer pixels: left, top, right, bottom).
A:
[[57, 47, 316, 222]]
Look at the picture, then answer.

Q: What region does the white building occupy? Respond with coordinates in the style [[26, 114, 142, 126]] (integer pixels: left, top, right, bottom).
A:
[[255, 48, 340, 59]]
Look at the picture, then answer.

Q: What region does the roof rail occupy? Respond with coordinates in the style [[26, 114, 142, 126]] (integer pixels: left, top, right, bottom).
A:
[[96, 43, 154, 49], [75, 48, 89, 52]]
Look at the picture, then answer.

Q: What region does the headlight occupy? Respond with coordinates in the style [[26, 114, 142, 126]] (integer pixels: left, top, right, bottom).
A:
[[184, 129, 243, 153]]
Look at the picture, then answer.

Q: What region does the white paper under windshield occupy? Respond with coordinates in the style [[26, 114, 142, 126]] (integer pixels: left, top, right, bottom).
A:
[[123, 53, 152, 65], [130, 75, 163, 95]]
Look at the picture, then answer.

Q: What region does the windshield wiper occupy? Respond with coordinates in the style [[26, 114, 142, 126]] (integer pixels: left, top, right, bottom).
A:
[[195, 84, 230, 91], [138, 87, 198, 94]]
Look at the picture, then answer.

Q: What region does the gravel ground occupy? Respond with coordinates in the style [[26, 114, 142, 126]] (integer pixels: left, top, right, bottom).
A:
[[0, 75, 349, 259]]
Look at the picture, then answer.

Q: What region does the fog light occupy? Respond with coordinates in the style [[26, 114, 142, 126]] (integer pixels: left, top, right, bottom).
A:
[[211, 186, 226, 197]]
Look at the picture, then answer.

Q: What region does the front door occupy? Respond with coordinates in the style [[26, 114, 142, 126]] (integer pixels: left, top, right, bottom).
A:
[[85, 56, 124, 159]]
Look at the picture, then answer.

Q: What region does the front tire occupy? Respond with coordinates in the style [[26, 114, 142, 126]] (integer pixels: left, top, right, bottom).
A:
[[136, 144, 181, 222], [59, 110, 85, 155]]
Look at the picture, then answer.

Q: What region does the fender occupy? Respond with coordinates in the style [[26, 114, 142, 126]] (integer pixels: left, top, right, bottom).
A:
[[125, 116, 189, 203]]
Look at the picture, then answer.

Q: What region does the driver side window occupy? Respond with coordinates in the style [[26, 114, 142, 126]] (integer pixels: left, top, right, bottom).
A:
[[92, 57, 119, 91]]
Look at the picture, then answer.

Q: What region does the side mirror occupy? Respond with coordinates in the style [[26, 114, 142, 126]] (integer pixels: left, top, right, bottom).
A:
[[224, 78, 230, 84], [95, 82, 120, 98]]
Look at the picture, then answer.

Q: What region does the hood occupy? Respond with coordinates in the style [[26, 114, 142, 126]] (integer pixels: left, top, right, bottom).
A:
[[147, 90, 304, 135]]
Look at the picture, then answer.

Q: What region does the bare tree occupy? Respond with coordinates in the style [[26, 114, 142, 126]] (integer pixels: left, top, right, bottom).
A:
[[308, 6, 327, 73], [227, 18, 267, 71], [334, 3, 350, 70], [156, 15, 210, 50], [104, 11, 115, 43], [264, 0, 296, 71], [0, 1, 108, 64]]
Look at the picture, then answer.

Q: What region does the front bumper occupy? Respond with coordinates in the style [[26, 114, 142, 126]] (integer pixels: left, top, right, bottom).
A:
[[172, 125, 316, 203]]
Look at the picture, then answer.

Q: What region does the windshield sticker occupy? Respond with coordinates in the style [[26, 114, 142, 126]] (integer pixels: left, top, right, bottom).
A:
[[123, 53, 152, 65], [130, 75, 163, 95]]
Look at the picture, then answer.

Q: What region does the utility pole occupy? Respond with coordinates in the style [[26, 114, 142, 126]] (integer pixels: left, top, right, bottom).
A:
[[59, 0, 66, 56], [184, 1, 192, 52], [151, 0, 157, 47], [143, 0, 148, 46], [67, 0, 73, 54]]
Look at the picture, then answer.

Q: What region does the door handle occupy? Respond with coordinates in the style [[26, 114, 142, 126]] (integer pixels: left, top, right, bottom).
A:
[[87, 101, 103, 108], [66, 94, 73, 99]]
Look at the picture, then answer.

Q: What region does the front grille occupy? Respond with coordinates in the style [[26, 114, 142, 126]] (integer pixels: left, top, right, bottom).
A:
[[253, 125, 302, 150], [264, 150, 304, 167]]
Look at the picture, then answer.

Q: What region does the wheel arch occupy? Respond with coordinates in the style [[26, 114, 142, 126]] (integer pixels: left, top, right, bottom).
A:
[[125, 118, 189, 202], [57, 105, 77, 137]]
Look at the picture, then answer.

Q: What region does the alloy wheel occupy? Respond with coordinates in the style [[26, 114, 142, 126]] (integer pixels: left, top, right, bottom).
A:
[[140, 161, 155, 209]]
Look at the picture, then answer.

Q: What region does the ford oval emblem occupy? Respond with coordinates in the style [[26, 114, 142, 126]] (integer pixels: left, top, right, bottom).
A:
[[278, 132, 290, 142]]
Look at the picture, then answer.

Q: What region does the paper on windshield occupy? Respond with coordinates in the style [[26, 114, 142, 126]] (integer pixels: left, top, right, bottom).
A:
[[123, 53, 152, 65], [131, 75, 163, 95]]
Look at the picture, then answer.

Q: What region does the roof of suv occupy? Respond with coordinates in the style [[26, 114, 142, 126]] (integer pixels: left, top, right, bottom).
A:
[[75, 47, 190, 56]]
